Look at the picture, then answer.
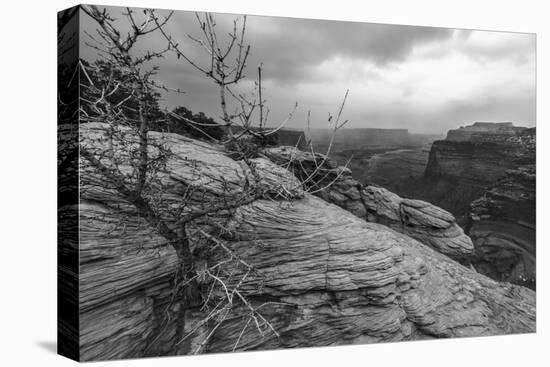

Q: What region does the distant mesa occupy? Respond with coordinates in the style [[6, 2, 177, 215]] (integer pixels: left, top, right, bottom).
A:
[[309, 127, 411, 148], [446, 122, 529, 142], [426, 122, 535, 186]]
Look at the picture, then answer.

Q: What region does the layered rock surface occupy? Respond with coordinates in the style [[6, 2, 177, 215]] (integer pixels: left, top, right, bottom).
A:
[[72, 123, 535, 361], [425, 124, 535, 188], [264, 146, 473, 259]]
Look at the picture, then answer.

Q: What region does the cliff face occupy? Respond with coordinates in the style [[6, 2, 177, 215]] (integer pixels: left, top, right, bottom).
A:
[[425, 126, 535, 188], [74, 123, 535, 361], [467, 165, 536, 288], [422, 123, 535, 289], [362, 147, 430, 191]]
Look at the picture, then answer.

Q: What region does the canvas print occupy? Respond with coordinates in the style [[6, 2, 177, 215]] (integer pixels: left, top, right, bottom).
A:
[[57, 4, 536, 361]]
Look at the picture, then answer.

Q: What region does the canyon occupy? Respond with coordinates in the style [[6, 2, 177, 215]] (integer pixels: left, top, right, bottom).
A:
[[425, 123, 536, 288], [318, 122, 536, 289], [303, 122, 536, 289], [466, 165, 536, 288], [308, 128, 441, 195]]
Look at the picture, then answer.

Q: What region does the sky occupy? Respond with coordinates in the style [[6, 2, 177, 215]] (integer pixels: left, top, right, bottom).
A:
[[80, 6, 536, 134]]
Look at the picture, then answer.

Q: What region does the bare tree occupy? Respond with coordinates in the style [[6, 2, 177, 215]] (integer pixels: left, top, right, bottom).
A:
[[80, 5, 352, 356], [79, 6, 206, 354], [152, 9, 350, 194], [80, 5, 289, 355], [152, 12, 298, 158], [272, 90, 353, 196]]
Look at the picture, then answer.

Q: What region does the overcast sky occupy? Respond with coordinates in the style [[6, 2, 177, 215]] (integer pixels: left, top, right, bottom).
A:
[[81, 6, 536, 134]]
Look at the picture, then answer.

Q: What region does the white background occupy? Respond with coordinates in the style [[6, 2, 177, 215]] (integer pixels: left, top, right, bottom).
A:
[[0, 0, 547, 366]]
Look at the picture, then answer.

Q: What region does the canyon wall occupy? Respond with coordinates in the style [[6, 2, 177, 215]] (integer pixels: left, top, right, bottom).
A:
[[424, 123, 536, 288], [467, 165, 536, 288], [425, 125, 534, 188], [309, 128, 411, 150]]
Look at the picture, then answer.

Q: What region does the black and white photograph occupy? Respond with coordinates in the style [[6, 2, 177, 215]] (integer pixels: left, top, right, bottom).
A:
[[55, 3, 539, 362]]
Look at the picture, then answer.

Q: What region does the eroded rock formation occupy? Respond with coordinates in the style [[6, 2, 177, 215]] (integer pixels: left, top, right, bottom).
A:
[[423, 123, 536, 288], [71, 123, 535, 361], [467, 165, 536, 288], [425, 124, 535, 188], [264, 146, 473, 259]]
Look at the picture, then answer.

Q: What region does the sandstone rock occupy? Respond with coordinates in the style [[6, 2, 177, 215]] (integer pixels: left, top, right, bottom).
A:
[[467, 165, 536, 289], [423, 125, 536, 288], [263, 146, 473, 259], [71, 123, 535, 360], [362, 186, 474, 258], [425, 125, 535, 188]]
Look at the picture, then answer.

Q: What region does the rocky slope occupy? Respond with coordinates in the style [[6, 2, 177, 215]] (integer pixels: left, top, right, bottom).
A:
[[264, 146, 473, 259], [467, 165, 536, 288], [72, 123, 535, 361]]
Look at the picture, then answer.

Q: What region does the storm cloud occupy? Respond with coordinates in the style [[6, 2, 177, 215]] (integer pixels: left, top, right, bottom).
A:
[[80, 6, 536, 134]]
